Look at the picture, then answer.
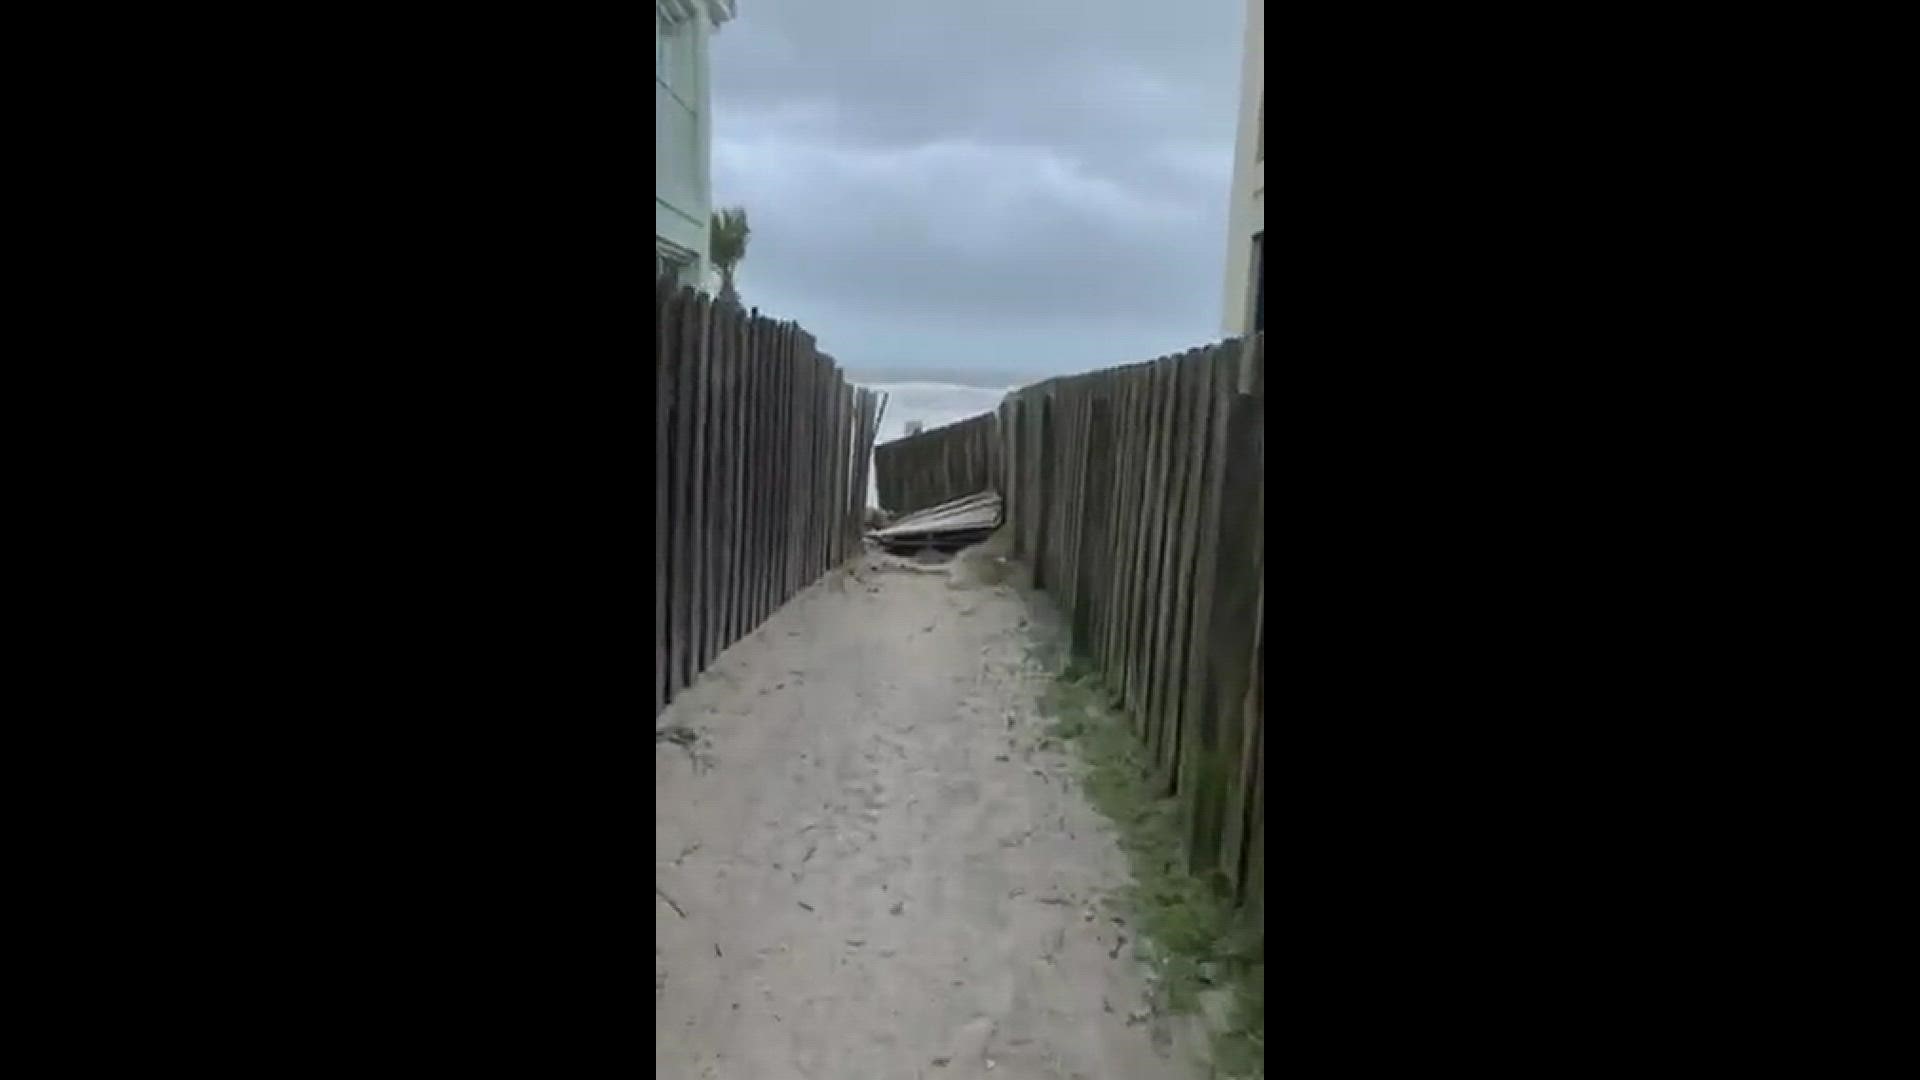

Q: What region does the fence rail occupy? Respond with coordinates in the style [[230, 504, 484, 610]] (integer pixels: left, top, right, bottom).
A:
[[656, 276, 884, 716]]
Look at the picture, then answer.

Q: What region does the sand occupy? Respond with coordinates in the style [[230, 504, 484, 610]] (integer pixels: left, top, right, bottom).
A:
[[654, 534, 1207, 1079]]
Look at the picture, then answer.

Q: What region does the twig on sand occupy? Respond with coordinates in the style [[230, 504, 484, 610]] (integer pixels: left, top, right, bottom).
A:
[[656, 725, 708, 773], [655, 884, 687, 919]]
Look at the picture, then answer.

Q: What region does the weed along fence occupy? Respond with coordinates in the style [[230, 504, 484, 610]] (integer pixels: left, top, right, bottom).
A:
[[879, 336, 1267, 912], [871, 411, 1000, 516], [656, 276, 886, 717]]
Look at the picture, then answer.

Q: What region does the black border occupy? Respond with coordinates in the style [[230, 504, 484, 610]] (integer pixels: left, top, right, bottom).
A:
[[90, 3, 1771, 1068]]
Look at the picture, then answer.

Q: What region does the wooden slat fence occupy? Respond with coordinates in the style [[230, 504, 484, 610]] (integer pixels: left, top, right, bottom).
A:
[[656, 277, 884, 717], [871, 411, 1000, 515], [864, 336, 1265, 915]]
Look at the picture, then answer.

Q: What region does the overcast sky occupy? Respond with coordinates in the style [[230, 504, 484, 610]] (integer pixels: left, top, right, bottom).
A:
[[710, 0, 1246, 386]]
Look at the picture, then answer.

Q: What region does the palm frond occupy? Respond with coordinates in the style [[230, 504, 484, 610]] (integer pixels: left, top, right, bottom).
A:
[[709, 206, 751, 271]]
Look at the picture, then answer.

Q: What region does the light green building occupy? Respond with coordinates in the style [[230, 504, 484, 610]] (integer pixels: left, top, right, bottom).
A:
[[656, 0, 737, 288]]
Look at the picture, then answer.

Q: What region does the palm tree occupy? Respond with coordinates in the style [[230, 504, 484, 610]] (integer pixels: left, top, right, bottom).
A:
[[709, 207, 750, 306]]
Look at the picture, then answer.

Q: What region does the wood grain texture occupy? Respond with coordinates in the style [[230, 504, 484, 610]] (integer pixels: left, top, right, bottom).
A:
[[655, 284, 873, 717]]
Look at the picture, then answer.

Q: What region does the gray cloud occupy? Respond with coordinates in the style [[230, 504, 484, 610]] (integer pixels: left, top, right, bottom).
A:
[[710, 0, 1245, 383]]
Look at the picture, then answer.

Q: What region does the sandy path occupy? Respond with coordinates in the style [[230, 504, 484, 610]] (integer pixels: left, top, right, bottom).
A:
[[654, 538, 1205, 1080]]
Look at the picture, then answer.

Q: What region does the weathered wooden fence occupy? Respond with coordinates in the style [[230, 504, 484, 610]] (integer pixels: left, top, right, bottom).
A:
[[884, 336, 1266, 911], [872, 411, 1000, 515], [1004, 335, 1265, 908], [656, 276, 885, 717]]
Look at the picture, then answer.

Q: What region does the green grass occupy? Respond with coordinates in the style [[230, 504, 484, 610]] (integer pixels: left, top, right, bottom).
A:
[[1037, 663, 1264, 1078]]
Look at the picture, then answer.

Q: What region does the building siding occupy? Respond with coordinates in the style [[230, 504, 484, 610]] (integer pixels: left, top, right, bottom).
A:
[[656, 2, 734, 287], [1222, 0, 1264, 336]]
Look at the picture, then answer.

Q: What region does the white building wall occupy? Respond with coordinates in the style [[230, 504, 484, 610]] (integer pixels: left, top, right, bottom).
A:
[[1222, 0, 1265, 336], [656, 1, 736, 288]]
